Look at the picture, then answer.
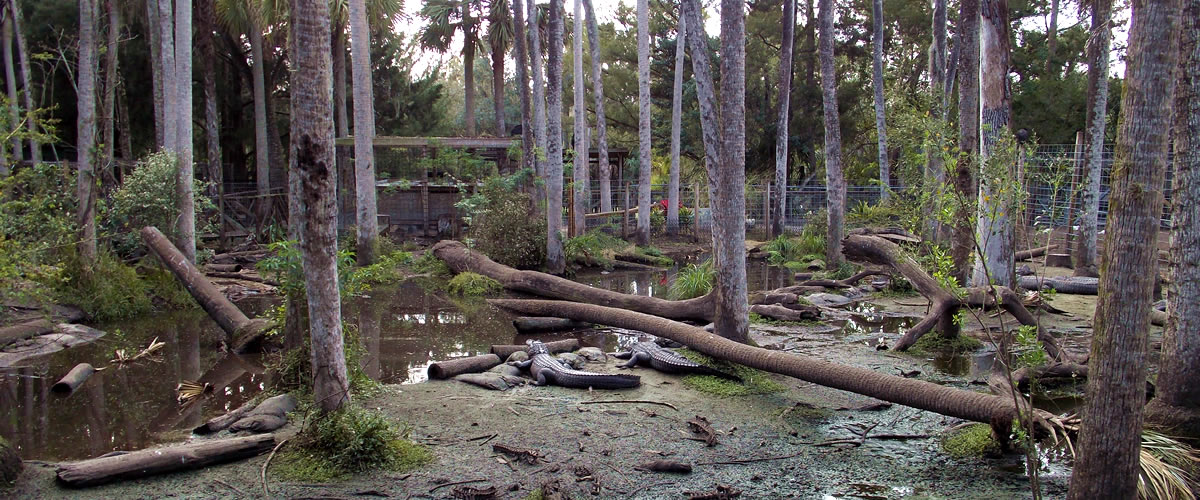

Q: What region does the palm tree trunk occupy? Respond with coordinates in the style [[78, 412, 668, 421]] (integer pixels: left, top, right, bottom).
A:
[[175, 0, 196, 263], [925, 0, 947, 242], [951, 0, 980, 286], [772, 0, 795, 236], [680, 0, 719, 217], [147, 0, 164, 149], [527, 0, 548, 218], [715, 0, 750, 343], [349, 0, 378, 265], [77, 0, 99, 269], [571, 0, 587, 236], [513, 0, 534, 179], [1145, 1, 1200, 437], [1074, 0, 1112, 276], [11, 0, 38, 162], [1066, 0, 1181, 495], [197, 0, 221, 202], [463, 6, 477, 136], [492, 41, 506, 135], [4, 17, 21, 162], [332, 29, 349, 138], [871, 0, 888, 201], [545, 0, 565, 273], [582, 0, 610, 212], [289, 0, 350, 414], [250, 26, 271, 230], [635, 0, 651, 246], [971, 0, 1014, 288], [159, 0, 177, 152], [101, 0, 120, 169], [818, 0, 844, 268], [667, 12, 686, 235]]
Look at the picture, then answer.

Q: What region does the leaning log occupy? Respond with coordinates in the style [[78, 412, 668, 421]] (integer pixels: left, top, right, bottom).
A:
[[141, 226, 274, 352], [51, 363, 96, 394], [0, 319, 55, 348], [512, 317, 590, 333], [490, 339, 580, 359], [55, 434, 276, 488], [432, 240, 714, 322], [1015, 245, 1056, 261], [428, 354, 502, 379], [490, 299, 1054, 435]]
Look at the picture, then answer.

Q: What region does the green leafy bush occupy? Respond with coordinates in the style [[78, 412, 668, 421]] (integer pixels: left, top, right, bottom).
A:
[[277, 406, 432, 481], [55, 251, 153, 322], [669, 259, 714, 299], [564, 229, 627, 267], [256, 240, 361, 299], [460, 176, 546, 269], [106, 152, 216, 257], [352, 250, 413, 286], [447, 272, 502, 296]]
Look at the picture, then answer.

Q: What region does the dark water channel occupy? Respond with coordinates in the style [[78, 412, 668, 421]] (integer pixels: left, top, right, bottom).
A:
[[0, 258, 1021, 462]]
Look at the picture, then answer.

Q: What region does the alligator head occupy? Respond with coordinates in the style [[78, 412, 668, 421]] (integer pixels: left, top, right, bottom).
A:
[[527, 341, 550, 356]]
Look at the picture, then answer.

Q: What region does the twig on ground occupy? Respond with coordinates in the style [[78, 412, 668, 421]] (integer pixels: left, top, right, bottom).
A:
[[260, 437, 290, 497], [695, 451, 805, 466], [579, 399, 678, 411], [213, 478, 247, 497], [429, 478, 488, 493]]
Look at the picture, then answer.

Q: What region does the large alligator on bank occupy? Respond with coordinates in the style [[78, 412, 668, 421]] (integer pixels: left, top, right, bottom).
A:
[[614, 341, 741, 381], [513, 341, 641, 389]]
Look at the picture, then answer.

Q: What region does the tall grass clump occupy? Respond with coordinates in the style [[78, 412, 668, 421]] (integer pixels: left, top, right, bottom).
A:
[[669, 259, 714, 299], [275, 406, 432, 482]]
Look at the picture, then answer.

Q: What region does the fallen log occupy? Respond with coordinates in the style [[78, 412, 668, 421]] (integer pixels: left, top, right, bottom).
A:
[[210, 249, 270, 265], [55, 434, 276, 488], [227, 394, 297, 433], [1017, 276, 1099, 295], [0, 319, 55, 348], [51, 363, 96, 394], [797, 269, 890, 290], [512, 317, 590, 333], [489, 299, 1055, 437], [205, 263, 243, 273], [205, 272, 280, 286], [427, 354, 502, 379], [1011, 363, 1088, 393], [490, 339, 580, 359], [141, 226, 274, 352], [1015, 245, 1056, 261], [748, 304, 820, 322], [432, 240, 714, 322], [842, 234, 1071, 361]]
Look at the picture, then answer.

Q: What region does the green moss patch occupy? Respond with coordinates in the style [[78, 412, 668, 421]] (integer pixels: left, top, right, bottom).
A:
[[676, 349, 787, 396], [941, 423, 1002, 458], [447, 272, 502, 297], [274, 406, 432, 482]]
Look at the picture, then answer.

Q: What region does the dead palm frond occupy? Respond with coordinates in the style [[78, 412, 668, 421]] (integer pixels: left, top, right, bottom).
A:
[[110, 337, 166, 365], [1138, 431, 1200, 500], [176, 380, 214, 404]]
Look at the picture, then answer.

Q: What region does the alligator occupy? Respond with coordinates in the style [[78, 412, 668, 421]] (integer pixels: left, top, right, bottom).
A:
[[614, 341, 741, 381], [513, 341, 641, 389]]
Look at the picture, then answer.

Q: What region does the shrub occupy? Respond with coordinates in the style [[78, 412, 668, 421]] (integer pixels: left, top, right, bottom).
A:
[[564, 229, 627, 267], [462, 177, 546, 269], [276, 406, 432, 481], [941, 424, 1002, 458], [257, 240, 360, 299], [55, 251, 153, 322], [669, 259, 714, 299], [447, 272, 502, 296], [352, 250, 413, 286], [106, 152, 216, 257]]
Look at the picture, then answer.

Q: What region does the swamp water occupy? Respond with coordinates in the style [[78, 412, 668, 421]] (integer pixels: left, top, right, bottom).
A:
[[0, 259, 1039, 464]]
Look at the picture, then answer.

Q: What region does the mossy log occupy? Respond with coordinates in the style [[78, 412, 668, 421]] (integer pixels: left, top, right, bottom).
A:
[[748, 304, 821, 322], [512, 317, 590, 333], [432, 240, 714, 322], [0, 319, 55, 348], [141, 227, 274, 352], [51, 363, 96, 394], [1017, 275, 1099, 295], [489, 299, 1056, 436], [55, 434, 276, 488], [490, 339, 580, 359], [427, 354, 502, 379]]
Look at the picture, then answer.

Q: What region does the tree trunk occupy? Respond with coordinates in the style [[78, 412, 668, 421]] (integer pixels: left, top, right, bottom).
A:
[[290, 0, 350, 413], [818, 0, 844, 268], [1144, 0, 1200, 439], [952, 0, 980, 286], [146, 0, 164, 149], [870, 0, 889, 201], [432, 240, 715, 322], [582, 0, 610, 212], [99, 0, 121, 169], [572, 0, 587, 236], [4, 16, 21, 161], [1066, 0, 1181, 495], [77, 0, 99, 269], [9, 0, 37, 162], [635, 0, 651, 246], [545, 0, 566, 273], [251, 26, 271, 232], [197, 0, 221, 203], [175, 0, 196, 263], [332, 30, 349, 138], [527, 0, 548, 218], [464, 7, 477, 136], [926, 0, 947, 202], [681, 0, 719, 209], [349, 0, 378, 265], [667, 12, 686, 235], [773, 1, 796, 238], [972, 0, 1014, 288], [1073, 0, 1112, 276], [55, 434, 275, 488], [491, 298, 1054, 434], [514, 0, 534, 177], [492, 39, 506, 135], [159, 0, 176, 152]]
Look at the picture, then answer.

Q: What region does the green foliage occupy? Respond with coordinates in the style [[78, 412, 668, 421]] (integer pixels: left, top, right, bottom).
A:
[[410, 252, 452, 277], [749, 311, 819, 327], [941, 424, 1002, 458], [910, 331, 984, 353], [446, 272, 502, 297], [676, 349, 787, 397], [276, 406, 432, 482], [352, 250, 414, 286], [1013, 325, 1049, 369], [563, 229, 627, 268], [459, 174, 546, 269], [267, 320, 378, 396], [917, 244, 963, 297], [669, 259, 714, 299], [763, 235, 803, 266], [106, 152, 216, 257], [256, 240, 361, 299], [825, 261, 859, 281], [54, 251, 153, 322]]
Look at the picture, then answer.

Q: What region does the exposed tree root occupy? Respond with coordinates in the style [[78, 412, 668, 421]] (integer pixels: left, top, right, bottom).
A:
[[796, 269, 891, 289]]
